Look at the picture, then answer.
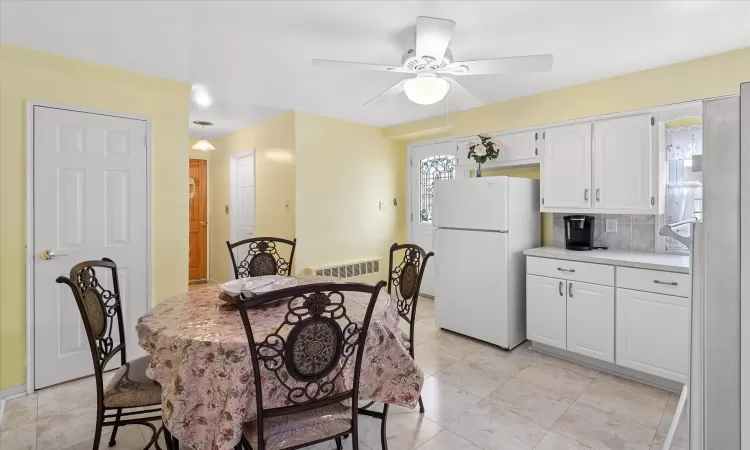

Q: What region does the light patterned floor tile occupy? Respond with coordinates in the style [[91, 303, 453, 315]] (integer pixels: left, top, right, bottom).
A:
[[1, 394, 37, 430], [535, 354, 600, 378], [413, 341, 464, 375], [419, 376, 481, 426], [446, 400, 549, 450], [434, 360, 513, 398], [594, 372, 671, 401], [36, 377, 99, 419], [514, 359, 594, 400], [307, 437, 371, 450], [485, 377, 573, 428], [0, 422, 36, 450], [463, 346, 536, 378], [651, 395, 688, 450], [415, 298, 435, 321], [430, 332, 493, 356], [359, 407, 442, 450], [577, 378, 668, 429], [553, 402, 657, 450], [534, 430, 593, 450], [417, 429, 481, 450]]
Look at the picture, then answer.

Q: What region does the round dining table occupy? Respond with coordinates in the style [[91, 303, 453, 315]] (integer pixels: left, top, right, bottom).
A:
[[136, 277, 424, 450]]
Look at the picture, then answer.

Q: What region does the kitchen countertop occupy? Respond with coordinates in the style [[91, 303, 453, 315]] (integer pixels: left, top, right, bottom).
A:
[[523, 246, 690, 274]]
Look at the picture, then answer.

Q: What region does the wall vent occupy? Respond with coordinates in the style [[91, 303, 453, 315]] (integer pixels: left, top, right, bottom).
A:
[[309, 257, 381, 279]]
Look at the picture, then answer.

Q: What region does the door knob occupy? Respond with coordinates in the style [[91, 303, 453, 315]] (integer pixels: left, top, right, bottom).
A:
[[40, 250, 67, 260], [200, 221, 207, 226]]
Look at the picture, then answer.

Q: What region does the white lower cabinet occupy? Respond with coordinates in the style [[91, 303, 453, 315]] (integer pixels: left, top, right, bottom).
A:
[[526, 275, 566, 349], [616, 288, 690, 383], [566, 281, 615, 363]]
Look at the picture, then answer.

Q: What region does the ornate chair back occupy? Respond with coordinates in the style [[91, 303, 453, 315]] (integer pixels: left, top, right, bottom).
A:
[[388, 243, 434, 352], [226, 237, 296, 279]]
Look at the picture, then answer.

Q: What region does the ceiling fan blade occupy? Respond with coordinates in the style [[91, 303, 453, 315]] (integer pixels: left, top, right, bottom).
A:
[[444, 77, 483, 110], [312, 59, 413, 73], [364, 79, 407, 106], [415, 16, 455, 61], [440, 54, 554, 76]]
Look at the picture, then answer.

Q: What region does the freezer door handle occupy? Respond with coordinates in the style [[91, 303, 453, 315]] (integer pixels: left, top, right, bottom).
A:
[[559, 281, 563, 296], [499, 230, 508, 233]]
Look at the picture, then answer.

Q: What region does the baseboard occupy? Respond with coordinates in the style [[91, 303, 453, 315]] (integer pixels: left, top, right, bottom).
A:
[[0, 384, 27, 429], [0, 385, 26, 400], [530, 342, 683, 394]]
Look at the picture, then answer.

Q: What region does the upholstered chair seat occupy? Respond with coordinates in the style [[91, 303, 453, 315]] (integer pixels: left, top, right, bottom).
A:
[[103, 355, 162, 408], [242, 404, 351, 450]]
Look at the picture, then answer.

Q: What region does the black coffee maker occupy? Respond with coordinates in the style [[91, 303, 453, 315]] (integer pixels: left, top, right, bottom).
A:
[[564, 215, 595, 251]]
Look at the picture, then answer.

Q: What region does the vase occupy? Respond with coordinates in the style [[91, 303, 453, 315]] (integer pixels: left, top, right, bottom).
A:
[[476, 163, 482, 177]]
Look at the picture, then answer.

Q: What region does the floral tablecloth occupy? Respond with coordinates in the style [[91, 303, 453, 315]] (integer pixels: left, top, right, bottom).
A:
[[136, 277, 424, 450]]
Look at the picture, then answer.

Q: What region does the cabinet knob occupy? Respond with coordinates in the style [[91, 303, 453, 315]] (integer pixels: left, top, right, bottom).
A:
[[584, 188, 589, 202], [568, 282, 574, 298], [559, 281, 563, 296], [596, 188, 601, 202]]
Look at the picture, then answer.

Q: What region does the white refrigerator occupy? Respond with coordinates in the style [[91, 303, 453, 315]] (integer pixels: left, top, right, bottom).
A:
[[432, 176, 540, 349]]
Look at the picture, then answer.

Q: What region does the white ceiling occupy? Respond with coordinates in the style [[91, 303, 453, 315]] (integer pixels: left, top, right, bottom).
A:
[[2, 1, 749, 138]]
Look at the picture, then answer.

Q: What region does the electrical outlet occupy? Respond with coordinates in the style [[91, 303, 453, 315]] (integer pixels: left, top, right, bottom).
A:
[[378, 200, 387, 211], [605, 219, 617, 233]]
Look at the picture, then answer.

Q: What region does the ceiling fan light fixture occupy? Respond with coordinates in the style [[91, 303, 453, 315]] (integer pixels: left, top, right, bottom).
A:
[[403, 75, 450, 105]]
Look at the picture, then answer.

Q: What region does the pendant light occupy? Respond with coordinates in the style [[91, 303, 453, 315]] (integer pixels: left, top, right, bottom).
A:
[[191, 121, 216, 151]]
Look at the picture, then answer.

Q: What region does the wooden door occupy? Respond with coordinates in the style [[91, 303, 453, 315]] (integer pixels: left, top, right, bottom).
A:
[[33, 106, 149, 388], [189, 159, 208, 282], [593, 114, 654, 211], [526, 274, 567, 349], [566, 281, 615, 363], [541, 123, 592, 209]]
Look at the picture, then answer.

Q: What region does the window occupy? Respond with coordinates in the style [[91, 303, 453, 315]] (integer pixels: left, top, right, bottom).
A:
[[419, 155, 456, 223], [664, 124, 702, 252]]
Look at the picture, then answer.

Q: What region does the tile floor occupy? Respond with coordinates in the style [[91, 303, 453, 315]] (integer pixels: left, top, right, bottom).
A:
[[0, 298, 687, 450]]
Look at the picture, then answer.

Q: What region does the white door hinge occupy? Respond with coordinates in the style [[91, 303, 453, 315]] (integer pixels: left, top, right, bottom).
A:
[[410, 158, 413, 167], [410, 212, 413, 221]]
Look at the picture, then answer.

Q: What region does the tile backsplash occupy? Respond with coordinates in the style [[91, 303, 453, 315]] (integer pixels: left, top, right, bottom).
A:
[[552, 213, 656, 252]]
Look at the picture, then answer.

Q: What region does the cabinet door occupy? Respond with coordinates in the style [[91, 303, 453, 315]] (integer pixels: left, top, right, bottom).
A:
[[616, 288, 690, 383], [566, 281, 615, 363], [541, 123, 592, 209], [593, 114, 654, 211], [494, 130, 538, 163], [526, 274, 566, 349]]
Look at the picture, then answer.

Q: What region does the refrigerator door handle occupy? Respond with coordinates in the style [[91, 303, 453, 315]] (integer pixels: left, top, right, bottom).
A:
[[499, 230, 508, 233]]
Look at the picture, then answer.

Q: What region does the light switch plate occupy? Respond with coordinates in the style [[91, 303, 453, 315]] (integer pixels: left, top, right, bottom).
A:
[[605, 219, 617, 233], [378, 200, 387, 211]]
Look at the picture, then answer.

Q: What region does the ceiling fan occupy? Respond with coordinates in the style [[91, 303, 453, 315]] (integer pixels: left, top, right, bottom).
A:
[[313, 16, 553, 108]]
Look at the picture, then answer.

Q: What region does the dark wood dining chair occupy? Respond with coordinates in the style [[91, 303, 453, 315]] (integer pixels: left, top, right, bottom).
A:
[[235, 281, 387, 450], [388, 243, 433, 413], [56, 258, 164, 450], [226, 237, 297, 279]]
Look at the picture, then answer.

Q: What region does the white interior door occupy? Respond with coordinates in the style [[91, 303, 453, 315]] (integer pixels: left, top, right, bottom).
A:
[[33, 106, 148, 389], [409, 140, 456, 296], [230, 152, 256, 278]]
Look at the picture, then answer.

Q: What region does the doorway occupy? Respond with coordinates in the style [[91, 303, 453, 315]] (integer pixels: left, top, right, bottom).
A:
[[28, 103, 151, 390], [407, 139, 457, 296], [229, 151, 256, 279], [189, 159, 208, 283]]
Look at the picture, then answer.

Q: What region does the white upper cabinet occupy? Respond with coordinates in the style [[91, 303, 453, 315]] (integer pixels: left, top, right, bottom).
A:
[[494, 130, 539, 163], [593, 114, 655, 212], [541, 123, 592, 209]]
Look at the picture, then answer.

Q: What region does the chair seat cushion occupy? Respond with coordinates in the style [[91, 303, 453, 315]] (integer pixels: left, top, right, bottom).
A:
[[243, 403, 352, 450], [103, 355, 161, 408]]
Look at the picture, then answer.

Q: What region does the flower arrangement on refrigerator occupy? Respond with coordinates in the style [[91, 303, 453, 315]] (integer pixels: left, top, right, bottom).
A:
[[467, 135, 502, 177]]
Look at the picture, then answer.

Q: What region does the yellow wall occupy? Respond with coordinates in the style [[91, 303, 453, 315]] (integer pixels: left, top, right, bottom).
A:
[[206, 113, 297, 283], [384, 47, 750, 141], [0, 45, 191, 390], [295, 112, 405, 284]]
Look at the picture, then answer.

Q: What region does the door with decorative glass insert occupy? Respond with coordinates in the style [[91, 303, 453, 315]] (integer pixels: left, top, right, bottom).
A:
[[33, 106, 149, 389], [409, 140, 457, 296]]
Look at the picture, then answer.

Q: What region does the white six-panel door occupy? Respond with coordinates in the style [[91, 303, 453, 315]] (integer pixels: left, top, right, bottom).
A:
[[541, 123, 592, 209], [592, 114, 654, 211], [409, 140, 457, 296], [33, 106, 149, 389], [230, 152, 256, 279]]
